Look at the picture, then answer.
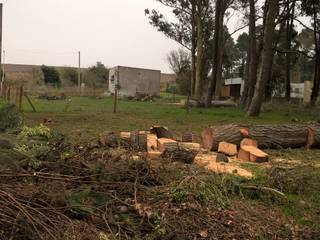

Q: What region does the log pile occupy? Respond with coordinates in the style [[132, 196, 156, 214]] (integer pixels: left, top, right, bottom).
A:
[[99, 126, 200, 163]]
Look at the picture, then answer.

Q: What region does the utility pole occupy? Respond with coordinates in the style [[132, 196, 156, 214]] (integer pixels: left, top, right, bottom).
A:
[[0, 3, 3, 91], [2, 50, 5, 83], [78, 51, 81, 92]]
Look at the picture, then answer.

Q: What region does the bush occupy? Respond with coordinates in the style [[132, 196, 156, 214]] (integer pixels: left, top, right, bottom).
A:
[[41, 65, 61, 87], [0, 103, 23, 132]]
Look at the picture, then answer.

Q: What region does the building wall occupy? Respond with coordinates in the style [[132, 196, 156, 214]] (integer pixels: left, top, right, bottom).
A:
[[109, 66, 160, 97]]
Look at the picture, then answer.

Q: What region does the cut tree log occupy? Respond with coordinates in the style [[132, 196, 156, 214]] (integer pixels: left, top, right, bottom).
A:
[[240, 138, 258, 148], [307, 125, 320, 148], [202, 124, 311, 150], [178, 142, 201, 152], [150, 126, 174, 139], [161, 148, 197, 164], [147, 134, 158, 151], [238, 148, 250, 162], [202, 125, 243, 151], [157, 138, 178, 152], [218, 142, 238, 156], [247, 125, 309, 149], [238, 146, 268, 163]]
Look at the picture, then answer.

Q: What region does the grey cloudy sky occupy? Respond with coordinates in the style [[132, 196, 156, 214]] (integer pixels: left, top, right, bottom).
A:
[[2, 0, 247, 72]]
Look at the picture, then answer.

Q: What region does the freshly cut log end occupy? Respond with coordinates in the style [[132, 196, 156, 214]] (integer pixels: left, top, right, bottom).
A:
[[147, 134, 158, 151], [240, 128, 249, 138], [202, 125, 243, 151], [201, 127, 214, 150], [306, 125, 320, 149], [238, 145, 268, 163], [218, 142, 238, 156], [241, 138, 258, 148], [238, 148, 250, 162]]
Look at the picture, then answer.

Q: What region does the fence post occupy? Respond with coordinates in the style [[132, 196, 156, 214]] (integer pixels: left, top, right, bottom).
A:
[[19, 86, 23, 112], [7, 85, 10, 102]]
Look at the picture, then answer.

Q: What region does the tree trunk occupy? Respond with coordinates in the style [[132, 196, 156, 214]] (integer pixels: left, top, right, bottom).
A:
[[206, 0, 223, 106], [247, 0, 279, 116], [244, 0, 258, 109], [194, 14, 204, 100], [214, 22, 225, 98], [191, 5, 197, 97], [285, 0, 296, 101], [202, 124, 311, 150], [310, 0, 320, 106]]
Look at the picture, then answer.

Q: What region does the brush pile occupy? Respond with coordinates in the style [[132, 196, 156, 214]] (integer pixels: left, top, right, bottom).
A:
[[0, 125, 318, 239]]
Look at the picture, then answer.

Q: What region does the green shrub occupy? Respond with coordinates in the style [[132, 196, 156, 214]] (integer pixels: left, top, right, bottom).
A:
[[0, 103, 23, 132]]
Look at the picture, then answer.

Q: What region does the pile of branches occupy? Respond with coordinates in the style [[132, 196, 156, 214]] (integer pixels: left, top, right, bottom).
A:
[[127, 93, 155, 102], [38, 93, 67, 101]]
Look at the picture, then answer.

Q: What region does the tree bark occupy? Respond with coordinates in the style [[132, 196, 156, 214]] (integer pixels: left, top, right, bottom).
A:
[[244, 0, 258, 109], [247, 0, 279, 116], [285, 0, 296, 101], [191, 3, 197, 97], [214, 22, 225, 98], [202, 124, 311, 150], [194, 13, 204, 100], [310, 0, 320, 106], [206, 0, 223, 106]]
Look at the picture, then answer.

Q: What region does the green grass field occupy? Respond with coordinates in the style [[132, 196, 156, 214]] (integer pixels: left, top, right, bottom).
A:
[[1, 95, 319, 141]]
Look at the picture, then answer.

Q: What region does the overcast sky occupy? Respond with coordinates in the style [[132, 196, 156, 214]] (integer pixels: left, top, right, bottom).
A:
[[1, 0, 248, 72]]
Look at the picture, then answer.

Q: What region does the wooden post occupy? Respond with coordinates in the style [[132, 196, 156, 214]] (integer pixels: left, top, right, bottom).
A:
[[7, 85, 10, 102], [1, 83, 5, 99], [24, 92, 36, 112], [113, 87, 118, 114], [78, 51, 81, 93], [186, 95, 190, 113], [15, 87, 19, 106], [18, 86, 23, 112]]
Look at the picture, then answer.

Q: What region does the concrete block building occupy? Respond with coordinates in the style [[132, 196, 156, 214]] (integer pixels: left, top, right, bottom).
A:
[[108, 66, 161, 97]]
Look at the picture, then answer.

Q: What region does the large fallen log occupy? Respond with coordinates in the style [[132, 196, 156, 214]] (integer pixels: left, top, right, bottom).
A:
[[202, 124, 311, 150]]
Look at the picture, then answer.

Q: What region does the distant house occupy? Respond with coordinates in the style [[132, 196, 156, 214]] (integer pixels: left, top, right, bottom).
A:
[[3, 64, 42, 83], [108, 66, 161, 97], [160, 73, 176, 91], [221, 77, 244, 99]]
